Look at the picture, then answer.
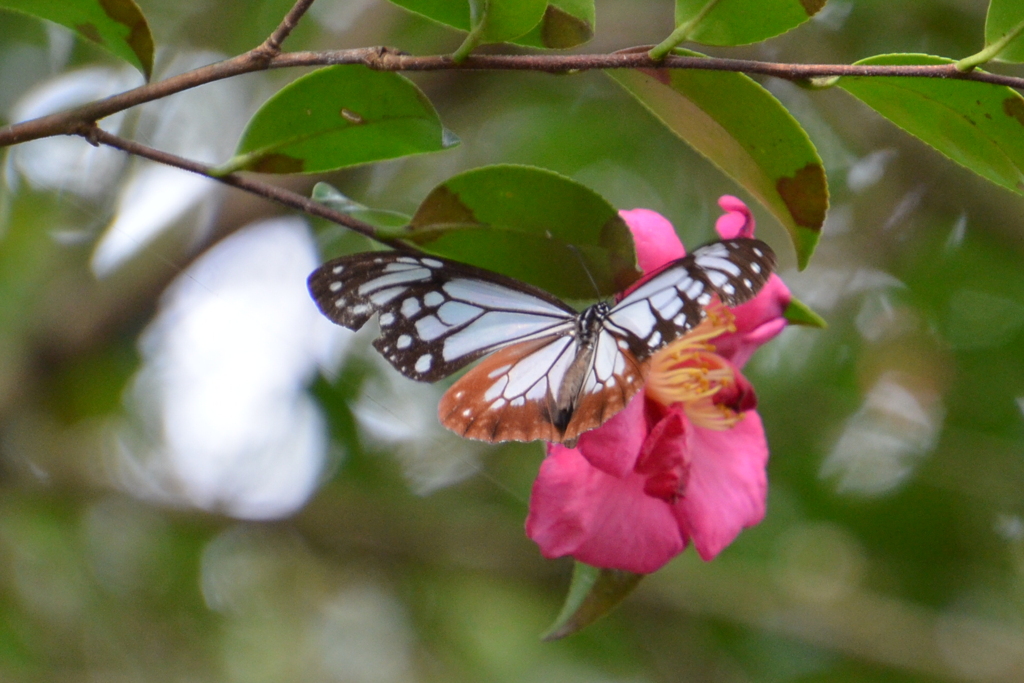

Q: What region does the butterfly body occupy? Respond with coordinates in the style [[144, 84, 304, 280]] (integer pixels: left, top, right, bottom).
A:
[[309, 239, 776, 444]]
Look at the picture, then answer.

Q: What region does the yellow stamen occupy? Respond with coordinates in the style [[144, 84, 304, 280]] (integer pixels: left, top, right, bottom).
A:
[[645, 302, 744, 430]]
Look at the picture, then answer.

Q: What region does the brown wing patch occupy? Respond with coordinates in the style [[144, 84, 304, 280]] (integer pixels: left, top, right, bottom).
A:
[[439, 337, 565, 443]]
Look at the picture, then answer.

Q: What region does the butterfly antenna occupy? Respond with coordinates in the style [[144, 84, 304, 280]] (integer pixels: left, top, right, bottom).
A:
[[567, 245, 602, 300]]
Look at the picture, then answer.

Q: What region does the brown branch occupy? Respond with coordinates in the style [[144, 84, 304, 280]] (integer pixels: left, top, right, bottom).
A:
[[3, 48, 1024, 149], [80, 126, 407, 250], [259, 0, 319, 57]]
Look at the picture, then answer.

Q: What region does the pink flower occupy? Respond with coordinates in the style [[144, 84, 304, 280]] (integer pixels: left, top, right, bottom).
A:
[[525, 197, 792, 574]]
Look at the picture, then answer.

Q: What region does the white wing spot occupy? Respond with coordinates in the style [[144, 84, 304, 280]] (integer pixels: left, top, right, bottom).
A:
[[706, 270, 729, 288], [684, 280, 704, 300], [751, 263, 762, 274], [525, 381, 548, 401], [697, 293, 712, 306], [370, 287, 404, 305], [414, 316, 448, 341], [332, 265, 344, 274], [415, 354, 432, 373], [396, 256, 419, 264], [422, 258, 443, 268], [454, 390, 464, 399], [617, 339, 629, 350], [357, 268, 430, 295], [487, 364, 512, 378], [743, 278, 752, 288], [438, 301, 483, 327], [648, 331, 662, 347], [424, 291, 445, 307], [379, 312, 395, 326], [673, 314, 687, 326], [698, 255, 742, 276], [396, 334, 412, 349], [401, 298, 421, 318], [484, 376, 508, 401], [490, 398, 507, 411], [329, 281, 342, 292], [753, 248, 763, 257], [351, 304, 370, 315], [334, 298, 346, 308], [385, 262, 421, 272], [510, 397, 525, 407], [722, 283, 736, 296], [462, 408, 472, 417]]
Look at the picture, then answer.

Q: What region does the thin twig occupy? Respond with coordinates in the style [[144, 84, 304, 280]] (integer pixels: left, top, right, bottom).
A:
[[3, 49, 1024, 149], [80, 126, 406, 250], [260, 0, 319, 57]]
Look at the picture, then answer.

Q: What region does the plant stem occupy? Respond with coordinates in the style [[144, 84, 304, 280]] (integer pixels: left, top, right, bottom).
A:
[[956, 19, 1024, 72], [4, 50, 1024, 149], [649, 0, 723, 61], [81, 126, 408, 250]]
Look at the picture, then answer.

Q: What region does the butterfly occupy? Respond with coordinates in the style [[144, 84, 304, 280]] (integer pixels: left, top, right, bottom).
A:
[[308, 238, 776, 445]]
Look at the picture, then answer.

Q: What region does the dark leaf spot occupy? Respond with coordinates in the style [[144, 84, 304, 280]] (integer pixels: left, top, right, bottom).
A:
[[249, 154, 305, 173], [1003, 96, 1024, 127], [776, 163, 828, 230], [98, 0, 154, 77], [799, 0, 826, 15], [540, 5, 593, 49], [75, 23, 104, 44], [409, 186, 481, 238]]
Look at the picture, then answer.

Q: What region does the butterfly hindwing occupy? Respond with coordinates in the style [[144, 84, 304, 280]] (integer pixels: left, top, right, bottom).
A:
[[561, 328, 647, 443], [439, 330, 648, 444], [308, 252, 577, 382], [439, 336, 571, 442]]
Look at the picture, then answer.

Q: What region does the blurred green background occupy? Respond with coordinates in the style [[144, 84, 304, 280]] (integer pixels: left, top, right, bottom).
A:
[[2, 0, 1024, 680]]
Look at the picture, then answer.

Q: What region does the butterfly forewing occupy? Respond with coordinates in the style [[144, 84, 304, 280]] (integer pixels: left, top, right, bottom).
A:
[[606, 238, 776, 363], [308, 252, 577, 382]]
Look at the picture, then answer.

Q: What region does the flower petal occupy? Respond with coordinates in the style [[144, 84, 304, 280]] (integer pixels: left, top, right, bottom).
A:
[[673, 411, 769, 561], [619, 208, 685, 274], [714, 195, 756, 239], [527, 444, 685, 574], [576, 390, 646, 477]]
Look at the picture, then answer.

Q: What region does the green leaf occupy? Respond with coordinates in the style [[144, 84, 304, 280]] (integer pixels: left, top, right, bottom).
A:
[[783, 296, 827, 328], [838, 54, 1024, 196], [513, 0, 595, 49], [400, 165, 641, 300], [311, 183, 411, 230], [542, 563, 643, 641], [222, 65, 458, 175], [984, 0, 1024, 63], [674, 0, 824, 46], [0, 0, 154, 79], [608, 49, 828, 270], [387, 0, 547, 43]]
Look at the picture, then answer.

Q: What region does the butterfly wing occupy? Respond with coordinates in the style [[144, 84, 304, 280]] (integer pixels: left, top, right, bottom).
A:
[[308, 252, 578, 382], [605, 238, 777, 362], [312, 239, 777, 445], [438, 331, 647, 444]]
